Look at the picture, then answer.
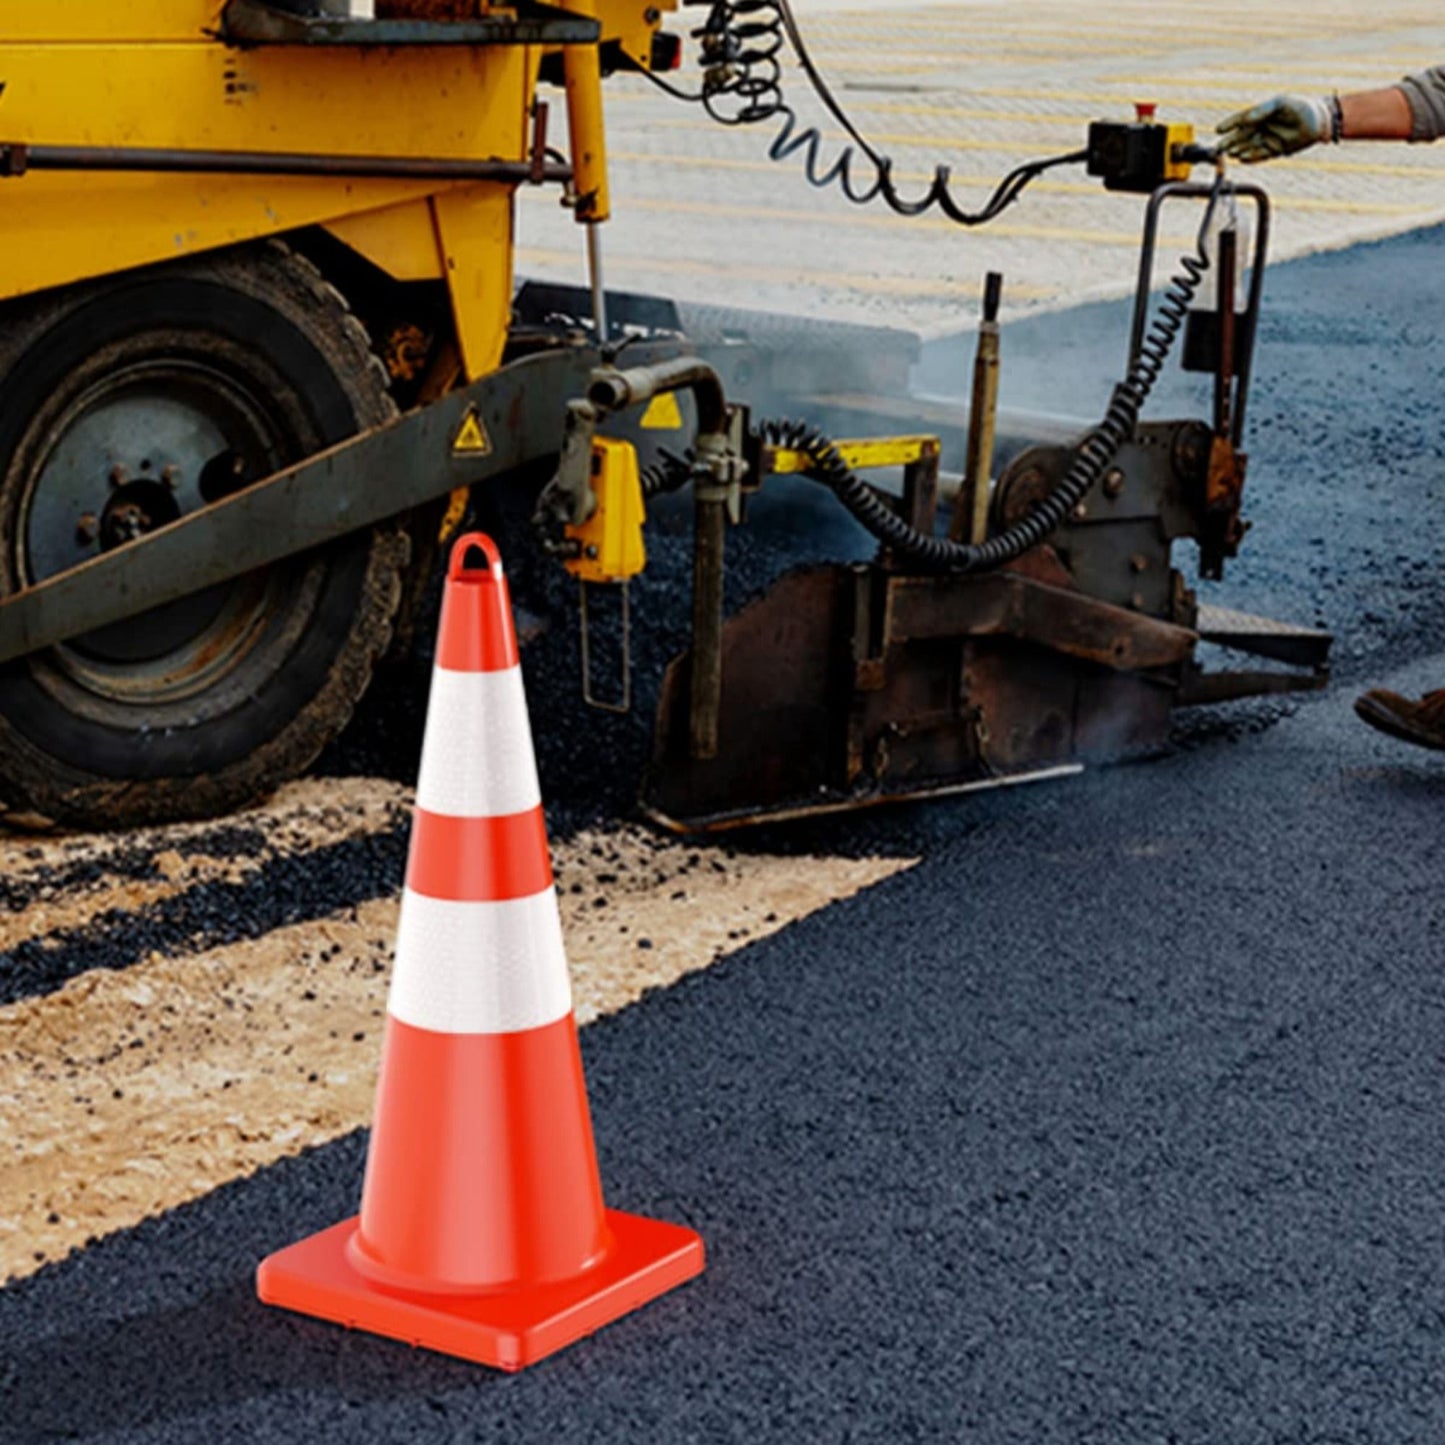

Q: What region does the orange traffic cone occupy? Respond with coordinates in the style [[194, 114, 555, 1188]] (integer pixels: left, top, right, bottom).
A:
[[257, 533, 704, 1371]]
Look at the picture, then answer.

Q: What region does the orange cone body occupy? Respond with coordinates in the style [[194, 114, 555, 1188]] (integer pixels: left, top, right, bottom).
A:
[[257, 533, 703, 1371]]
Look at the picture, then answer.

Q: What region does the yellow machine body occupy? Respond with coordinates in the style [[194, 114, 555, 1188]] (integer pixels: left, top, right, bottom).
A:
[[566, 437, 647, 583], [0, 0, 666, 377]]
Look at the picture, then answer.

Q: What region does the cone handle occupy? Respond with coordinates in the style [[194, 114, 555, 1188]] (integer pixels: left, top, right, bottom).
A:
[[449, 532, 504, 582]]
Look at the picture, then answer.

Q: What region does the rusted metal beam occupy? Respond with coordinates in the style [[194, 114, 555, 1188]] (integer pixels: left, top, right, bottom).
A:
[[643, 560, 1198, 832], [1178, 668, 1329, 706], [884, 573, 1197, 673]]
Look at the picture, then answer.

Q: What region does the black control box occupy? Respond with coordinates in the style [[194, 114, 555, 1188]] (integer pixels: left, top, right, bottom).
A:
[[1087, 120, 1174, 194]]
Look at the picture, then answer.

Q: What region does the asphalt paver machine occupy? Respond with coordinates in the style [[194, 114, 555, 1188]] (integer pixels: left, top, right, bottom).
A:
[[0, 0, 1331, 831]]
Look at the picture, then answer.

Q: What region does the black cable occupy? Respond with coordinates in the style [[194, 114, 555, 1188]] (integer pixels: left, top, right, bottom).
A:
[[634, 67, 706, 104], [751, 176, 1229, 572], [631, 6, 1230, 564], [637, 179, 1224, 572], [639, 0, 1086, 227]]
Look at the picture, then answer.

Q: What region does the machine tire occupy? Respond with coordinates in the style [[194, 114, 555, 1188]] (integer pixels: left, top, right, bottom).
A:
[[0, 241, 408, 830]]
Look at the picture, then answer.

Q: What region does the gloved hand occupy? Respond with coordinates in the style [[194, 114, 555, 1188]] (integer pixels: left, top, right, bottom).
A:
[[1216, 94, 1336, 162]]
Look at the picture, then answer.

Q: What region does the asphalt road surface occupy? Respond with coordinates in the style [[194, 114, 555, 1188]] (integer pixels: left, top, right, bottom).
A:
[[6, 222, 1445, 1443]]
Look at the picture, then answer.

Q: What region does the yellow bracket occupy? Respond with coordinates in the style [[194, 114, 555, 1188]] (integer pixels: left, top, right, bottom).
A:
[[1163, 122, 1196, 184], [564, 434, 939, 579], [566, 436, 645, 714], [565, 437, 647, 583], [768, 435, 940, 476], [438, 487, 470, 545]]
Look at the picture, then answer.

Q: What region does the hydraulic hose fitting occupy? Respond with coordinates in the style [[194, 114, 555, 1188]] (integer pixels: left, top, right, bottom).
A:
[[587, 358, 728, 440], [531, 398, 599, 555], [576, 355, 743, 757], [1175, 142, 1223, 169]]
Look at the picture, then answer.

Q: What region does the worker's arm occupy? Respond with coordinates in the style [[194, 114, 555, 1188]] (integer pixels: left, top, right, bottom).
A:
[[1340, 87, 1415, 141], [1399, 65, 1445, 141], [1218, 64, 1445, 162]]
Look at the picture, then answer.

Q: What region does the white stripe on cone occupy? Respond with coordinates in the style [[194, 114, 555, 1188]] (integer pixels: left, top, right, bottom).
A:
[[388, 887, 573, 1036], [415, 667, 542, 820]]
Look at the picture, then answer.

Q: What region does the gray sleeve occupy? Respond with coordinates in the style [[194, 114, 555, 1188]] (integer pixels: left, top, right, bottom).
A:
[[1399, 65, 1445, 142]]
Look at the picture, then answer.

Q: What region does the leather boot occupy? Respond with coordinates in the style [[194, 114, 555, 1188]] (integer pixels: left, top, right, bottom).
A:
[[1354, 687, 1445, 751]]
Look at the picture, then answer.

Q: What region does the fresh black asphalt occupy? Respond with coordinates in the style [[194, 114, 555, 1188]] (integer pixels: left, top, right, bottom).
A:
[[5, 224, 1445, 1443]]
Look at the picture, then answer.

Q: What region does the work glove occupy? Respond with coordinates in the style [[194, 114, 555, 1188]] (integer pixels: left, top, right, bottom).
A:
[[1216, 94, 1336, 162]]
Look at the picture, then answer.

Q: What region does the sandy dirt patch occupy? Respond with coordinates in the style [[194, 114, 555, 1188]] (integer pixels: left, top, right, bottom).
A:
[[0, 824, 914, 1282]]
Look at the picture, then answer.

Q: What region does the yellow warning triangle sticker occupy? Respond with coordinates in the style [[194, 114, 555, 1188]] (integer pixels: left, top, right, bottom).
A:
[[639, 392, 685, 431], [452, 407, 492, 456]]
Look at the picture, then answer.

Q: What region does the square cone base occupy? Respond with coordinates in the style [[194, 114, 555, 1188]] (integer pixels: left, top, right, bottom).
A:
[[256, 1212, 704, 1372]]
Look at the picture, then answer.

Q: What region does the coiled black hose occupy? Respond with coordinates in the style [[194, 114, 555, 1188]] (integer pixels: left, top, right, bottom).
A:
[[640, 447, 695, 500], [638, 186, 1225, 569], [752, 189, 1225, 572], [643, 0, 1086, 227]]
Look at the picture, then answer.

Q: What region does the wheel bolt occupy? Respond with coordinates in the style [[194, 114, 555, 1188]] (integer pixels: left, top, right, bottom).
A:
[[161, 465, 180, 489], [108, 464, 128, 488]]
